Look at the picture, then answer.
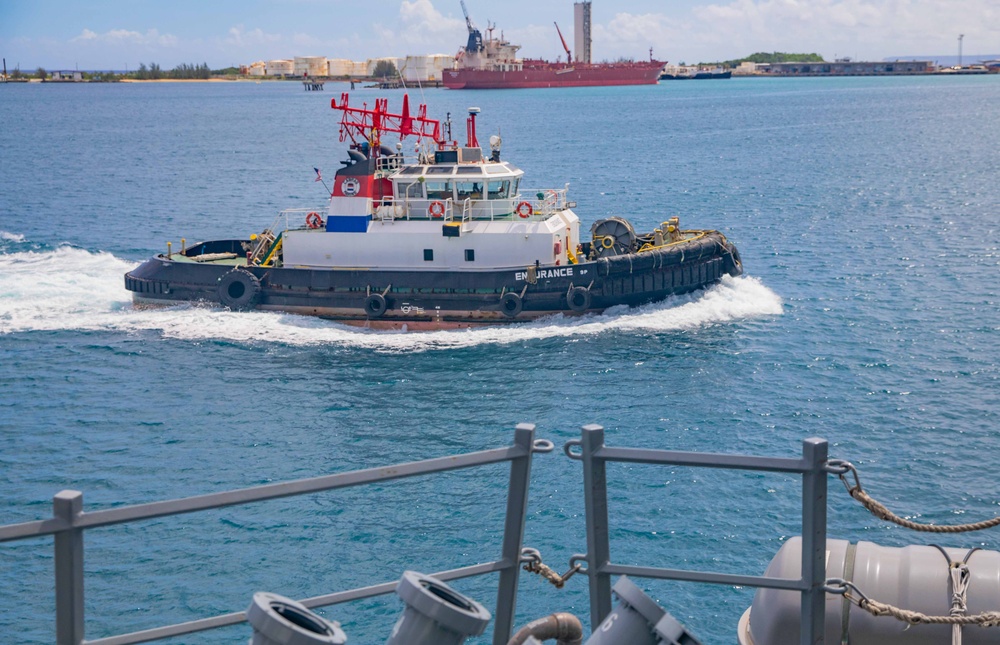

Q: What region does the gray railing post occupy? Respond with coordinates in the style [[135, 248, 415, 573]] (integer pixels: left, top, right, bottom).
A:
[[54, 490, 85, 645], [800, 438, 828, 645], [580, 424, 613, 630], [492, 423, 536, 645]]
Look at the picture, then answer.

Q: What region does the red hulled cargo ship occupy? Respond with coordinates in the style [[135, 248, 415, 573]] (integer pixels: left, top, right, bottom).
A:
[[443, 1, 664, 90]]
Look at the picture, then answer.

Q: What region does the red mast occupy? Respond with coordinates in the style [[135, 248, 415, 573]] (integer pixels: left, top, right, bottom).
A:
[[331, 93, 443, 154]]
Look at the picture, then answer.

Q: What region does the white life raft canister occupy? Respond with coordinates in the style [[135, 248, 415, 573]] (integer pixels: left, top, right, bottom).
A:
[[738, 537, 1000, 645]]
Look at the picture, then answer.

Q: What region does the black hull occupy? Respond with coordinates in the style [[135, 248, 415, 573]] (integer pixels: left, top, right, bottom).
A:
[[125, 233, 742, 329]]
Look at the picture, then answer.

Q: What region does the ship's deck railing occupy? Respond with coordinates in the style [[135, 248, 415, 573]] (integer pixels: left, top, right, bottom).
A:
[[370, 186, 572, 223], [0, 425, 549, 645], [567, 425, 829, 645], [1, 426, 833, 645]]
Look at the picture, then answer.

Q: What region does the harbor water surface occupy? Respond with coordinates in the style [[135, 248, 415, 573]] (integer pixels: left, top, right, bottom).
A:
[[1, 77, 999, 643]]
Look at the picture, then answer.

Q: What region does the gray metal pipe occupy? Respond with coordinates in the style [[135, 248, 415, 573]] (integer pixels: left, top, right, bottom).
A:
[[507, 612, 584, 645]]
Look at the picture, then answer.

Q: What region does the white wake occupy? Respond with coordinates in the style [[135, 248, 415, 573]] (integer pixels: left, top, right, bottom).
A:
[[0, 244, 783, 352]]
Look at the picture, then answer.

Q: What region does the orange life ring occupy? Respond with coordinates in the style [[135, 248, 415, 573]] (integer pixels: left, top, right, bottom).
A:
[[516, 201, 533, 218], [428, 201, 446, 219], [306, 212, 323, 229]]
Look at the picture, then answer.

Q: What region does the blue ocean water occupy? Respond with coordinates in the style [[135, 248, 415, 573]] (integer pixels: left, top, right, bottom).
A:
[[1, 77, 998, 643]]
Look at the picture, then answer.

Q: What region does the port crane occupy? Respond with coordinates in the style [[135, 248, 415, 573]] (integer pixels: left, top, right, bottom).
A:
[[554, 22, 572, 64], [460, 1, 483, 52]]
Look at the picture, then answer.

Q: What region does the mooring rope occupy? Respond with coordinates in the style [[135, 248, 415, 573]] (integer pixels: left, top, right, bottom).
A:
[[825, 579, 1000, 628], [827, 460, 1000, 532]]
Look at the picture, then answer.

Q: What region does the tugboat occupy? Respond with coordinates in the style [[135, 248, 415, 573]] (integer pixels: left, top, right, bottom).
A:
[[125, 95, 742, 330]]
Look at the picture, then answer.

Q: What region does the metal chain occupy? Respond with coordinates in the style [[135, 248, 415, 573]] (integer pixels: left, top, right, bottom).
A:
[[827, 460, 1000, 533], [520, 548, 582, 589]]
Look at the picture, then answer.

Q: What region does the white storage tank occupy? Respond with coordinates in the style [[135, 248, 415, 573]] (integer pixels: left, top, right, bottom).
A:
[[349, 60, 368, 78], [294, 56, 328, 78], [327, 58, 352, 77], [400, 55, 428, 82], [739, 537, 1000, 645], [426, 54, 454, 81], [266, 59, 293, 77], [247, 61, 266, 77]]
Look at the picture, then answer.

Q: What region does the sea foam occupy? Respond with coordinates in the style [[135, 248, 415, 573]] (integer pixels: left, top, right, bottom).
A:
[[0, 246, 782, 352]]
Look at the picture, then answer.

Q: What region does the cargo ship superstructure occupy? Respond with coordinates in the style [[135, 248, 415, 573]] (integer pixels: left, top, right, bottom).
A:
[[443, 1, 664, 90]]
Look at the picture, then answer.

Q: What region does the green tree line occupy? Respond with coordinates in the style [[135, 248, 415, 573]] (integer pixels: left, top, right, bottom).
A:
[[707, 52, 825, 67], [132, 62, 212, 80]]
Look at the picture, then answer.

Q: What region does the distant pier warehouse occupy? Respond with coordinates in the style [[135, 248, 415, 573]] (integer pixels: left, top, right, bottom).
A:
[[757, 60, 934, 76]]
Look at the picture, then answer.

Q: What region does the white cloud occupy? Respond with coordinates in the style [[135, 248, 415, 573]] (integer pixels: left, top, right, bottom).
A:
[[226, 25, 282, 47], [71, 28, 177, 47], [372, 0, 466, 53], [584, 0, 1000, 63]]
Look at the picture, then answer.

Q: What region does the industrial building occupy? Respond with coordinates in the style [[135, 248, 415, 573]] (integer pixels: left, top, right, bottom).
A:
[[759, 60, 934, 76]]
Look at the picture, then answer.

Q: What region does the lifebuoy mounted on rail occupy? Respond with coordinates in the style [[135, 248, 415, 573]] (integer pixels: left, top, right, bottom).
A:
[[306, 212, 324, 229], [516, 202, 533, 219], [217, 268, 261, 311], [428, 201, 446, 219]]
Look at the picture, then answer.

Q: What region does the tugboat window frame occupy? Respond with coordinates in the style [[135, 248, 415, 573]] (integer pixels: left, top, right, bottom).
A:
[[425, 180, 453, 200], [402, 182, 423, 199], [456, 181, 484, 200], [465, 249, 475, 262], [423, 249, 434, 261], [487, 180, 509, 199]]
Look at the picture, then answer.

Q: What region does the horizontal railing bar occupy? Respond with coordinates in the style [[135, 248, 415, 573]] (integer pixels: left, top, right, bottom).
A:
[[602, 563, 806, 591], [1, 445, 526, 542], [84, 560, 511, 645], [595, 446, 810, 473], [300, 559, 510, 609]]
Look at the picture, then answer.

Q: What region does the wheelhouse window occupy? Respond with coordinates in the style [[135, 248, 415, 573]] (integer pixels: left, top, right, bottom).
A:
[[425, 181, 452, 200], [456, 181, 484, 200], [487, 180, 509, 199], [396, 181, 424, 199]]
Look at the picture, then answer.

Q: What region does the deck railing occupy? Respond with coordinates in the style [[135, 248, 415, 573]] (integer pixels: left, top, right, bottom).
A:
[[1, 425, 832, 645], [565, 425, 829, 645], [0, 425, 549, 645]]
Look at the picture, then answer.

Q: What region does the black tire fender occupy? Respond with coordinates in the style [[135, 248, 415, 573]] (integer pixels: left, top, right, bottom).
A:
[[500, 292, 523, 318], [567, 286, 591, 312], [364, 293, 388, 318], [724, 246, 743, 277], [217, 268, 261, 311]]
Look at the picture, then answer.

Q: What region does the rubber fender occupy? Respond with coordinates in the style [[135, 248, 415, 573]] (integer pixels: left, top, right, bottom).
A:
[[217, 268, 261, 311], [724, 246, 743, 277], [500, 292, 523, 318], [364, 293, 388, 318], [567, 286, 591, 312]]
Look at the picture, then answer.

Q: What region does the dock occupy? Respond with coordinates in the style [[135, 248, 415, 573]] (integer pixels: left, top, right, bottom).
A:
[[303, 80, 324, 91]]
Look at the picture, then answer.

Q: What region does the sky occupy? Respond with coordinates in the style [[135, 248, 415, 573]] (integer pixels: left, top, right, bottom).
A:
[[1, 0, 998, 71]]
